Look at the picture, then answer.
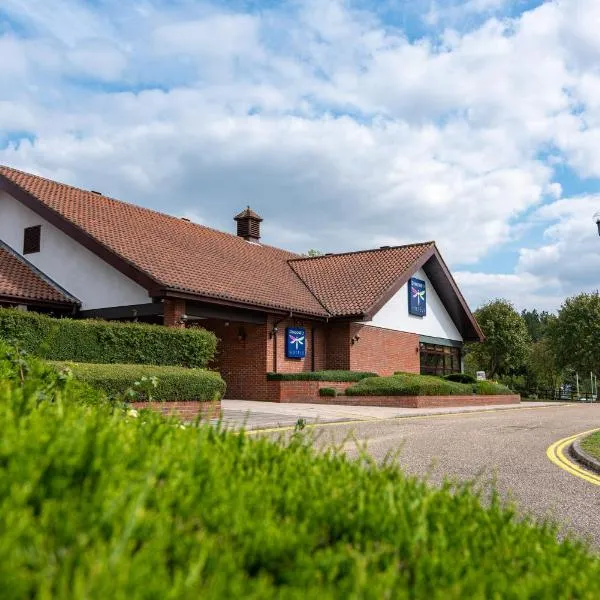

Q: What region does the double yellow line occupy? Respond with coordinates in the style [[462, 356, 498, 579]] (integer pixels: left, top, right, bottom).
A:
[[546, 429, 600, 486]]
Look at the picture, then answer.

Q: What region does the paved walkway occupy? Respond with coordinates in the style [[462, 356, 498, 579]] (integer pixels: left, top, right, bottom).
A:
[[222, 400, 600, 547], [221, 399, 561, 430]]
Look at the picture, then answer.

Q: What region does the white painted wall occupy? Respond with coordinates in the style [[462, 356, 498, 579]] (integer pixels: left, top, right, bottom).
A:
[[363, 268, 463, 342], [0, 191, 151, 310]]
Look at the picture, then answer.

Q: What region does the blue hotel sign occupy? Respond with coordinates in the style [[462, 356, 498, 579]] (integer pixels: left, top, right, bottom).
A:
[[408, 277, 426, 317], [285, 327, 306, 359]]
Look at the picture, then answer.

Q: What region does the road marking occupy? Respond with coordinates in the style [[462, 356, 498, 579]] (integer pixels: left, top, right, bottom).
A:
[[244, 403, 575, 435], [546, 429, 600, 486]]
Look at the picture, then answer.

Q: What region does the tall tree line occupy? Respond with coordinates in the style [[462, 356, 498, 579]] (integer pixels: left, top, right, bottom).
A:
[[465, 292, 600, 394]]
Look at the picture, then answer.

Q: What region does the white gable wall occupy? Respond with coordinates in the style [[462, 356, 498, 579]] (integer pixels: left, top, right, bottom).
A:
[[363, 268, 463, 342], [0, 191, 151, 310]]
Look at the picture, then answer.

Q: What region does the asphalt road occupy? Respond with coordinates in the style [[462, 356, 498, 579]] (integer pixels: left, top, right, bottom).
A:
[[305, 403, 600, 547]]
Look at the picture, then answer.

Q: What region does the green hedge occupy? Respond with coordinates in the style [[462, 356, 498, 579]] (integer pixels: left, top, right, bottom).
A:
[[346, 373, 512, 397], [51, 362, 226, 402], [267, 370, 377, 382], [319, 387, 338, 397], [445, 373, 477, 384], [0, 308, 217, 367], [1, 366, 599, 597]]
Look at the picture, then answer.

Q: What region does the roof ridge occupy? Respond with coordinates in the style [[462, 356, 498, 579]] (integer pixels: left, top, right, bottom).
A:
[[0, 164, 301, 258], [288, 241, 436, 263]]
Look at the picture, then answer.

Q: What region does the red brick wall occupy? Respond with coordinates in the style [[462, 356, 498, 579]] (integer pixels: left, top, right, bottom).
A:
[[202, 318, 273, 400], [163, 298, 186, 328], [274, 380, 354, 401], [349, 324, 420, 375], [130, 400, 221, 420], [325, 323, 420, 375], [281, 395, 520, 407], [267, 317, 326, 374]]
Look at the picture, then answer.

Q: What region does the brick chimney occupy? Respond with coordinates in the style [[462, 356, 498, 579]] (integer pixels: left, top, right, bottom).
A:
[[234, 206, 263, 242]]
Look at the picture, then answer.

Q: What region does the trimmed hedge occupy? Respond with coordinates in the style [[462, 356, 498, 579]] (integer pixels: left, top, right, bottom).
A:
[[319, 387, 338, 397], [0, 308, 217, 367], [1, 365, 599, 597], [445, 373, 477, 384], [346, 373, 512, 397], [267, 370, 377, 382], [51, 361, 226, 402]]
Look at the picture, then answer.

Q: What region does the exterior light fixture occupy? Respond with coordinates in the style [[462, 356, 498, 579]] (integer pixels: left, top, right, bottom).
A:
[[595, 211, 600, 237]]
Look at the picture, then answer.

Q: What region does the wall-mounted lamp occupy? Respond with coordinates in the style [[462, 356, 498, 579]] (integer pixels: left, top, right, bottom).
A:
[[269, 326, 279, 339], [237, 326, 247, 342], [179, 314, 189, 324], [351, 334, 360, 345], [224, 321, 230, 327]]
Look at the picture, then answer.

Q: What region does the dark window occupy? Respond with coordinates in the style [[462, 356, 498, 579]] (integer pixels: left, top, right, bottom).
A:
[[23, 225, 41, 254], [420, 343, 461, 376]]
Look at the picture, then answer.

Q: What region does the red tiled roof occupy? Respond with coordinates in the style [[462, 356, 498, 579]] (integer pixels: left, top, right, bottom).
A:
[[289, 244, 435, 316], [0, 243, 78, 305], [0, 165, 327, 316]]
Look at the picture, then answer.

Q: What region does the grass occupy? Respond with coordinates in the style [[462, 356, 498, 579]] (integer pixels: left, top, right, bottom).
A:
[[1, 344, 598, 598], [346, 372, 512, 396], [267, 370, 378, 382], [581, 431, 600, 461]]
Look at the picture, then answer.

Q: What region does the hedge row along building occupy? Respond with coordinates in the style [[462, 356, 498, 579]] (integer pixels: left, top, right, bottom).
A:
[[0, 165, 483, 400]]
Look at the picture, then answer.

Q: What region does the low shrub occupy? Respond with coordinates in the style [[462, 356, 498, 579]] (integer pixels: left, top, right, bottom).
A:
[[319, 387, 337, 397], [51, 361, 226, 402], [347, 373, 515, 397], [1, 372, 599, 597], [267, 370, 377, 382], [0, 308, 217, 367], [473, 380, 513, 395], [445, 373, 477, 384], [581, 431, 600, 461], [347, 372, 472, 396]]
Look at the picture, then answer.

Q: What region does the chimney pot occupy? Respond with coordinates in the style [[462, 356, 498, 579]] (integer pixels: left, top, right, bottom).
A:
[[234, 206, 263, 242]]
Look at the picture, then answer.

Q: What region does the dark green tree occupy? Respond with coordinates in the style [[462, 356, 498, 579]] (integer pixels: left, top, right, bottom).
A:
[[548, 292, 600, 377], [521, 309, 554, 343], [467, 299, 530, 379]]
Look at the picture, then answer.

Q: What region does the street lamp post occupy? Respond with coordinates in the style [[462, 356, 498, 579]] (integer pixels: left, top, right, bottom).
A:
[[595, 211, 600, 237]]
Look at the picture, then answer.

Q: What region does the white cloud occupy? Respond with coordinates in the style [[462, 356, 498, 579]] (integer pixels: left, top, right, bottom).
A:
[[2, 0, 600, 310]]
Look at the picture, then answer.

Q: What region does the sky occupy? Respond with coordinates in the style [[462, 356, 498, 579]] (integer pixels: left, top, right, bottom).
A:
[[1, 0, 600, 313]]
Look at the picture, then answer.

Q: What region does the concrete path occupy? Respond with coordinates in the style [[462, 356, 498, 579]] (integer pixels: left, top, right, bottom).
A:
[[221, 399, 562, 430]]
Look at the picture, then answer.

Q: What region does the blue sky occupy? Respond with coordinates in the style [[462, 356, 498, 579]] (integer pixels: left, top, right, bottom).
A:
[[1, 0, 600, 311]]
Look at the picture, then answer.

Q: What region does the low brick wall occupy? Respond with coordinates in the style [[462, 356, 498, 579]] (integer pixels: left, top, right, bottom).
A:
[[129, 400, 222, 420], [279, 394, 520, 408], [274, 380, 354, 401]]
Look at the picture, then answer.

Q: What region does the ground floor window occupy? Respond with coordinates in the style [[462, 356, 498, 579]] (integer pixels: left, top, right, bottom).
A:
[[420, 343, 461, 376]]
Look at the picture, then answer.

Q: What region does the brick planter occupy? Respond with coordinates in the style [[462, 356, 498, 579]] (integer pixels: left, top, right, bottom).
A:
[[284, 394, 520, 408], [129, 400, 222, 420], [273, 380, 355, 402]]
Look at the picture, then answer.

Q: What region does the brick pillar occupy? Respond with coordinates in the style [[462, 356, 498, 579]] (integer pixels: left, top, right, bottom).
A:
[[163, 298, 186, 328]]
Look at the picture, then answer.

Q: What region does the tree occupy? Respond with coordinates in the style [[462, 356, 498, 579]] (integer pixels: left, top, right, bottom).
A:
[[306, 249, 323, 257], [467, 299, 530, 379], [548, 292, 600, 377], [526, 338, 561, 390], [521, 309, 553, 343]]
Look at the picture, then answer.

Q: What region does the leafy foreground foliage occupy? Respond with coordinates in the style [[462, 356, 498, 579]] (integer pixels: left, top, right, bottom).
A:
[[1, 386, 599, 597], [0, 307, 217, 367], [346, 372, 512, 396], [444, 372, 476, 384], [51, 361, 226, 402], [267, 370, 378, 382], [581, 431, 600, 461]]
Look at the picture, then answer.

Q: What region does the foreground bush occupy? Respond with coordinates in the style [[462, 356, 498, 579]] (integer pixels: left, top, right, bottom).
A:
[[444, 372, 477, 384], [0, 378, 598, 598], [0, 308, 217, 367], [51, 361, 226, 402], [346, 372, 512, 396], [267, 370, 377, 382]]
